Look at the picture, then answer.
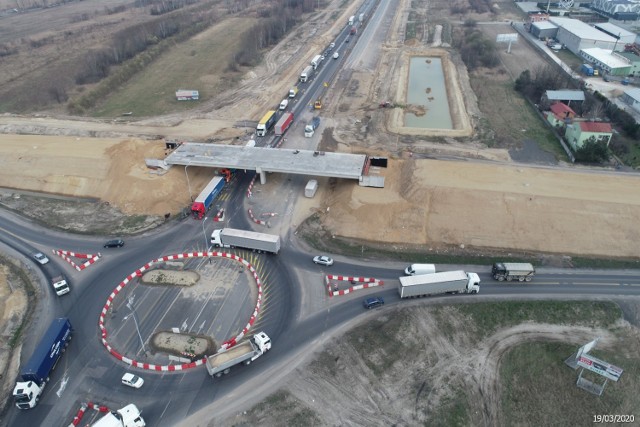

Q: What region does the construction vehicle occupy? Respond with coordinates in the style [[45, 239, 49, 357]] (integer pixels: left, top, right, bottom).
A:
[[491, 262, 535, 282], [206, 332, 271, 378], [398, 271, 480, 298], [219, 168, 234, 182], [314, 98, 322, 109], [13, 318, 72, 409]]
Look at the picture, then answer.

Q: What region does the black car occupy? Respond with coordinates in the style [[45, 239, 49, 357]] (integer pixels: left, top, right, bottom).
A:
[[363, 296, 384, 309], [104, 239, 125, 248]]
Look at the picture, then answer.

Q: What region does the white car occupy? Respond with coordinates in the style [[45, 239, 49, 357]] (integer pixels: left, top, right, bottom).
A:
[[33, 252, 49, 265], [329, 42, 335, 49], [121, 373, 144, 389], [333, 52, 339, 59], [313, 256, 334, 266]]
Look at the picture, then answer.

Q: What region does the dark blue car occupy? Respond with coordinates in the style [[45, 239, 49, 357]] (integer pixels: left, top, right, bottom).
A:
[[363, 296, 384, 309]]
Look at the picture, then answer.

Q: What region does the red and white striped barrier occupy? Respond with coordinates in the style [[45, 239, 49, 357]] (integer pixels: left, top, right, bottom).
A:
[[98, 251, 264, 370], [53, 250, 101, 271], [248, 208, 268, 226], [246, 175, 257, 198], [68, 401, 110, 427], [213, 208, 225, 222], [325, 274, 384, 297]]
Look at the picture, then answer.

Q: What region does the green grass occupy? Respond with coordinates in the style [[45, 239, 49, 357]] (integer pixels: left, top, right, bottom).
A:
[[406, 22, 417, 40], [471, 76, 567, 160], [443, 301, 620, 342], [427, 388, 471, 427], [502, 341, 640, 426], [93, 17, 255, 117]]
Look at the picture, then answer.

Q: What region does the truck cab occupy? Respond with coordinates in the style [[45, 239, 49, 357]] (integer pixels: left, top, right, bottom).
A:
[[253, 332, 272, 353], [12, 382, 41, 409], [51, 274, 70, 296]]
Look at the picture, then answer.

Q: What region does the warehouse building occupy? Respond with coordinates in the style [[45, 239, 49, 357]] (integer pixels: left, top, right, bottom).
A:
[[581, 48, 633, 76], [549, 17, 618, 55]]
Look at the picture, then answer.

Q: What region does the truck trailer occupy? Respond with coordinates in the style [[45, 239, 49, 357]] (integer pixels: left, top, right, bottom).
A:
[[398, 270, 480, 298], [311, 54, 323, 69], [256, 110, 277, 136], [491, 262, 535, 282], [300, 65, 314, 83], [191, 176, 225, 219], [274, 112, 294, 136], [206, 332, 271, 378], [92, 404, 146, 427], [211, 228, 281, 254], [13, 318, 73, 409], [304, 116, 321, 137]]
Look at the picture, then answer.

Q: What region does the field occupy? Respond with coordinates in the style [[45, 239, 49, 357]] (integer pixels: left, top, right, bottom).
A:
[[221, 301, 640, 427]]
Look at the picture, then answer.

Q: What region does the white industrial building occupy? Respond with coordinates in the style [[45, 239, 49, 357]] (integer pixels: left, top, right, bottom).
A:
[[549, 17, 618, 55], [581, 48, 633, 76], [621, 88, 640, 113], [593, 22, 637, 47]]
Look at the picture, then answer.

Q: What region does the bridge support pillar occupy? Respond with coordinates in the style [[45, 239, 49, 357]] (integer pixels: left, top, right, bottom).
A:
[[256, 167, 267, 185]]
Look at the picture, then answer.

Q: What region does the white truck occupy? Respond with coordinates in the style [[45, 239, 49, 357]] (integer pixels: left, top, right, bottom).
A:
[[92, 404, 146, 427], [51, 274, 70, 296], [206, 332, 271, 378], [348, 15, 355, 25], [300, 65, 313, 82], [310, 54, 323, 70], [304, 116, 320, 137], [399, 270, 480, 298], [211, 228, 281, 254], [491, 262, 535, 282]]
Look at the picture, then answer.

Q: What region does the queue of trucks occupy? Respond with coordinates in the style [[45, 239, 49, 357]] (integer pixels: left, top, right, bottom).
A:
[[211, 228, 281, 254], [206, 332, 272, 378], [191, 176, 225, 219], [300, 65, 314, 83], [13, 318, 72, 409]]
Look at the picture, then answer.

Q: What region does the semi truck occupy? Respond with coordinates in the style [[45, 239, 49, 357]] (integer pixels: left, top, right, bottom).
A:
[[206, 332, 271, 378], [274, 112, 294, 136], [311, 54, 323, 69], [289, 87, 299, 98], [51, 274, 70, 296], [191, 176, 225, 219], [256, 110, 277, 136], [92, 404, 146, 427], [304, 116, 321, 137], [398, 270, 480, 298], [491, 262, 535, 282], [300, 65, 314, 83], [348, 15, 355, 25], [13, 318, 72, 409], [211, 228, 281, 254]]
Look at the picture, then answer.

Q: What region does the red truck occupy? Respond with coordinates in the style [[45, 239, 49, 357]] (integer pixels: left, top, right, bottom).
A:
[[191, 176, 225, 219], [274, 112, 294, 136], [350, 25, 357, 35]]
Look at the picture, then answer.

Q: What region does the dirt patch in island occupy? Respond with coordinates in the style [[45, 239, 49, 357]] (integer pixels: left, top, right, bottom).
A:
[[141, 270, 200, 287], [151, 331, 215, 359]]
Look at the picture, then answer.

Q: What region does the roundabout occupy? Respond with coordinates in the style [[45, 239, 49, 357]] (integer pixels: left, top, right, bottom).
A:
[[98, 251, 265, 371]]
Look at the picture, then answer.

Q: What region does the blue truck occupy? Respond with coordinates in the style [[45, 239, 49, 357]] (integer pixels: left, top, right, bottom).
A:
[[13, 318, 73, 409], [191, 176, 225, 219]]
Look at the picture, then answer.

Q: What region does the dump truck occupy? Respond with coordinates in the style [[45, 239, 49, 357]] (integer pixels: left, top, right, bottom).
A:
[[289, 87, 299, 98], [274, 112, 294, 136], [300, 65, 314, 83], [92, 404, 146, 427], [256, 110, 277, 136], [191, 176, 225, 219], [211, 228, 281, 254], [206, 332, 271, 378], [51, 274, 70, 296], [304, 116, 321, 137], [398, 270, 480, 298], [491, 262, 535, 282], [13, 318, 72, 409], [311, 54, 323, 69]]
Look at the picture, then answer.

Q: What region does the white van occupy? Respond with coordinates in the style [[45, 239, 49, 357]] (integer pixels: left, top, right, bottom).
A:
[[333, 52, 339, 59], [404, 264, 436, 276], [279, 99, 289, 110]]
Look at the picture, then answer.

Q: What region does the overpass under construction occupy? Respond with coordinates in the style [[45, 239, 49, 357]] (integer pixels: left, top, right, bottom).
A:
[[160, 143, 385, 187]]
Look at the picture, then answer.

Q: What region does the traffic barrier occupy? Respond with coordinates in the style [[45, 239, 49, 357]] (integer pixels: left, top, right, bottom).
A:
[[68, 401, 111, 427], [246, 175, 257, 198], [53, 249, 101, 271], [213, 208, 225, 222], [98, 251, 264, 370], [248, 208, 268, 226], [325, 274, 383, 297]]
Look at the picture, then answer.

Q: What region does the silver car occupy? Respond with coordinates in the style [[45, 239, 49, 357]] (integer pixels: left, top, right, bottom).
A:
[[313, 255, 334, 266]]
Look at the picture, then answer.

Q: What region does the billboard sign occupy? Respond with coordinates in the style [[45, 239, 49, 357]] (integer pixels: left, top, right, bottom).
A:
[[577, 354, 623, 381]]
